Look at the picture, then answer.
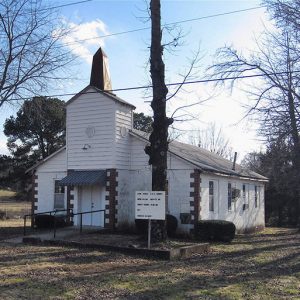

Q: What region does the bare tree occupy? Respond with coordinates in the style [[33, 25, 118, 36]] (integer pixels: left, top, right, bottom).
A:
[[0, 0, 73, 108], [189, 123, 234, 160], [144, 0, 174, 240], [208, 25, 300, 223], [265, 0, 300, 31], [144, 1, 205, 239]]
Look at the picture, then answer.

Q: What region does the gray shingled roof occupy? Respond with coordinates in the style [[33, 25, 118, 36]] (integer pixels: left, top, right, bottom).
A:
[[130, 129, 268, 182], [58, 170, 106, 186]]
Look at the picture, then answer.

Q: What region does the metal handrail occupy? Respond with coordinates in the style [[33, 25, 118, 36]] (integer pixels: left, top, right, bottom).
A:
[[53, 209, 105, 238], [24, 208, 105, 238], [25, 208, 70, 217], [23, 208, 73, 236]]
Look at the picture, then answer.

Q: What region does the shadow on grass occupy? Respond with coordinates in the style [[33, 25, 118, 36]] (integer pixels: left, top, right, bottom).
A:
[[0, 229, 299, 299]]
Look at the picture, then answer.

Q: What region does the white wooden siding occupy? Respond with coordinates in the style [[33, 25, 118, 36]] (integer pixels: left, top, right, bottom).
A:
[[200, 173, 265, 232], [115, 105, 132, 168], [130, 136, 150, 169], [66, 87, 116, 169], [35, 171, 67, 213], [37, 149, 66, 173]]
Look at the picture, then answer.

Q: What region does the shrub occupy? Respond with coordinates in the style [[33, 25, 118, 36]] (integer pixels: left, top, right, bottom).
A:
[[195, 220, 236, 242], [0, 210, 6, 220], [135, 214, 178, 237], [34, 214, 67, 229], [135, 218, 148, 234], [166, 214, 178, 237]]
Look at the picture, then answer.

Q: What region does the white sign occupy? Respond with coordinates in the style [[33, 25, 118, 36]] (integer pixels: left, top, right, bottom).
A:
[[135, 191, 165, 220]]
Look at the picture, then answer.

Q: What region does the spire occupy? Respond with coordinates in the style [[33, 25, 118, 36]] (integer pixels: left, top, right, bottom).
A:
[[90, 47, 112, 91]]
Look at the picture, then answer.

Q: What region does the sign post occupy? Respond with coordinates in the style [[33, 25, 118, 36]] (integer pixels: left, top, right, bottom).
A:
[[148, 219, 151, 249], [135, 191, 165, 249]]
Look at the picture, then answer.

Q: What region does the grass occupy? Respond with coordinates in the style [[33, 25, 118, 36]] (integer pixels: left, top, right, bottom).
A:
[[0, 227, 299, 299], [0, 189, 31, 219], [0, 219, 32, 241], [0, 189, 16, 198]]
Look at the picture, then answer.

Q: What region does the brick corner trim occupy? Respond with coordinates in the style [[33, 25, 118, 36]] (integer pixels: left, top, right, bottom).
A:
[[31, 172, 38, 228], [105, 169, 118, 230], [189, 169, 201, 233]]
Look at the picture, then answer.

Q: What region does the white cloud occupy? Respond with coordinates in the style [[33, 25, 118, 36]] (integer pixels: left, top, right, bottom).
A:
[[0, 139, 9, 155], [60, 19, 110, 64]]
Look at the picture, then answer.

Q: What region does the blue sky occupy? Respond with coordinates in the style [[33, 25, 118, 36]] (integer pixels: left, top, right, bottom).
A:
[[0, 0, 270, 159]]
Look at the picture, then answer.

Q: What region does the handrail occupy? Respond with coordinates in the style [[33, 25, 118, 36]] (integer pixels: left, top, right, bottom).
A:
[[23, 208, 73, 236], [53, 209, 105, 238], [24, 208, 70, 218], [24, 208, 105, 238]]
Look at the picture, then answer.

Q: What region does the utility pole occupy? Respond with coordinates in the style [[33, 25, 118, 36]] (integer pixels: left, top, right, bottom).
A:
[[145, 0, 173, 240]]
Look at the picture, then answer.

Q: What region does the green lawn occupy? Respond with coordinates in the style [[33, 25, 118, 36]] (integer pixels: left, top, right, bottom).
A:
[[0, 227, 299, 299]]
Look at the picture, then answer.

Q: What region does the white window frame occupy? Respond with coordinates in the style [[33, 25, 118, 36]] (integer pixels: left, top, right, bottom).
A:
[[209, 181, 214, 212], [54, 180, 65, 210], [228, 182, 232, 211], [242, 183, 249, 210], [254, 185, 258, 208]]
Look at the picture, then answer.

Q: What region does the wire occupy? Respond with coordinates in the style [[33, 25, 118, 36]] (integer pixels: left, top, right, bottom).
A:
[[59, 6, 264, 47], [1, 4, 265, 51], [40, 0, 94, 12], [5, 70, 300, 102]]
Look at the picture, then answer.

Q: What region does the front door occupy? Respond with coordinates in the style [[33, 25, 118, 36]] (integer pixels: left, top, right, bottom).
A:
[[78, 185, 104, 226]]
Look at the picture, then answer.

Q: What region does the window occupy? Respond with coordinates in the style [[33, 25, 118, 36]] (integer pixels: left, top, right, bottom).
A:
[[54, 180, 65, 210], [242, 184, 246, 202], [242, 184, 248, 210], [255, 185, 258, 208], [209, 181, 214, 212], [228, 183, 232, 211]]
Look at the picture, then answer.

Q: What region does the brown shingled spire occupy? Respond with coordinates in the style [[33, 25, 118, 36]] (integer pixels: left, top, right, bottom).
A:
[[90, 47, 112, 91]]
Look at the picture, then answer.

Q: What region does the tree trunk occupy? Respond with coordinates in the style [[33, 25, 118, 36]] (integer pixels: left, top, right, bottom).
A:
[[286, 39, 300, 227], [287, 90, 300, 226], [145, 0, 173, 241]]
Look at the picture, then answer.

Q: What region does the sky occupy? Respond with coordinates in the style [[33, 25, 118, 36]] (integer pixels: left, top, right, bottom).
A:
[[0, 0, 272, 161]]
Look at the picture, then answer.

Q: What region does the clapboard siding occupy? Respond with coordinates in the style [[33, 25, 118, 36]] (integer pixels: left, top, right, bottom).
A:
[[115, 105, 132, 168], [200, 174, 265, 231], [38, 149, 67, 173], [36, 171, 67, 213], [130, 136, 149, 169], [66, 87, 116, 169]]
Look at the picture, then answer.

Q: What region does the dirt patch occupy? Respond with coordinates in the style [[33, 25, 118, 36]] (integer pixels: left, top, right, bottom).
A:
[[64, 231, 198, 250]]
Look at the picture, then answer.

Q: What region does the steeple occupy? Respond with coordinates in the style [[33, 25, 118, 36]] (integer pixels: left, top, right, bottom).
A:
[[90, 47, 112, 91]]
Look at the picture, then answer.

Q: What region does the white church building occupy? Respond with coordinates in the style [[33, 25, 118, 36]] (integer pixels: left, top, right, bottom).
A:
[[27, 48, 267, 235]]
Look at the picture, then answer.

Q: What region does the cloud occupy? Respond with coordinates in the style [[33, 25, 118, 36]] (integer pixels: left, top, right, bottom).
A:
[[0, 139, 9, 155], [60, 19, 110, 64]]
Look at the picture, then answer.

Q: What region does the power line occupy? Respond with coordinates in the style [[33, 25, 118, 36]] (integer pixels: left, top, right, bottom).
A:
[[40, 0, 94, 12], [2, 4, 265, 49], [58, 6, 264, 48], [6, 70, 300, 102], [167, 6, 265, 26]]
